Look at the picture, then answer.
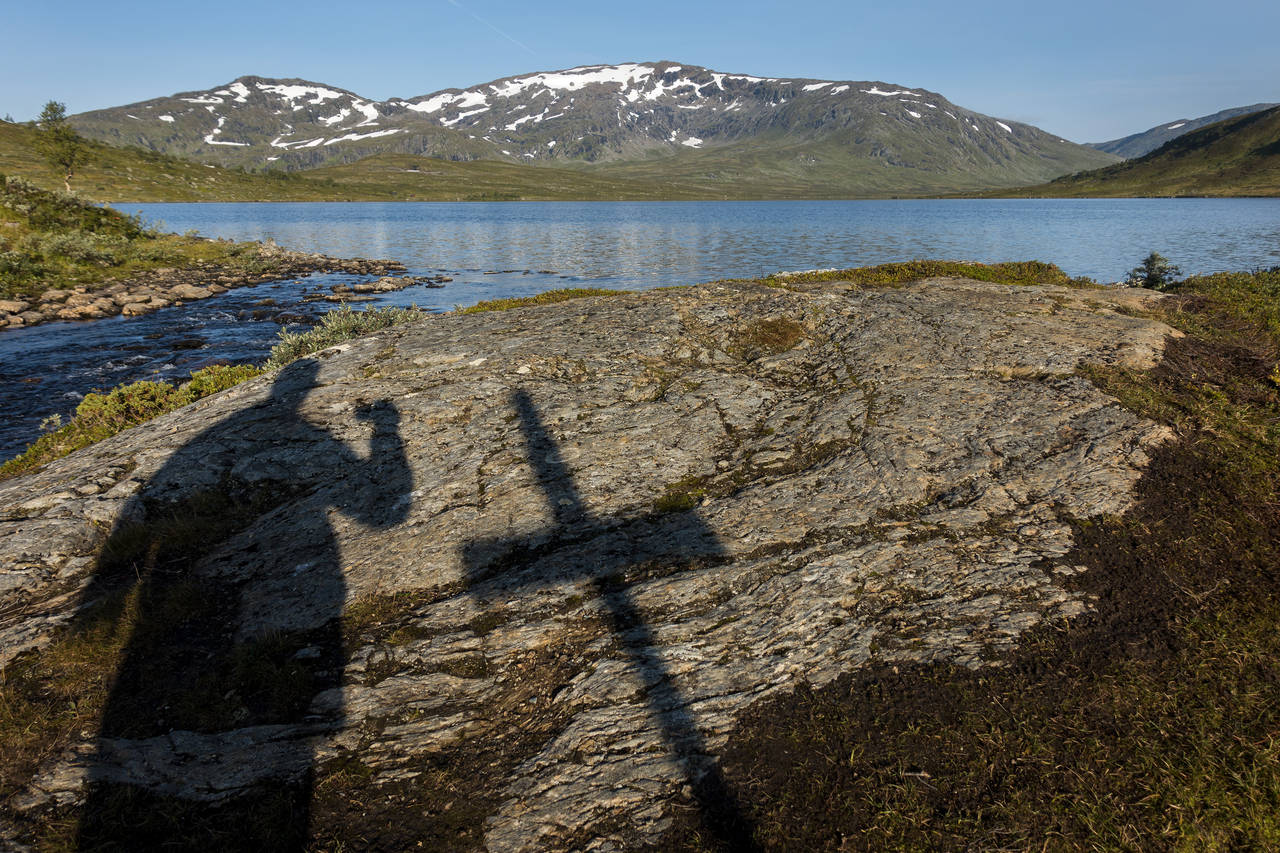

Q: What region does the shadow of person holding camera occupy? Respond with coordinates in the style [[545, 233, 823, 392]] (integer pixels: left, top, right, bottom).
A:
[[74, 358, 411, 851]]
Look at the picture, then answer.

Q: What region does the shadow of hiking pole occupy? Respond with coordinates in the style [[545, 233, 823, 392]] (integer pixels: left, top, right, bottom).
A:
[[464, 389, 758, 850]]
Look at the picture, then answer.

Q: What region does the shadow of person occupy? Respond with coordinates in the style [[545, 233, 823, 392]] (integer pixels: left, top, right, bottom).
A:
[[463, 389, 758, 851], [74, 358, 411, 852]]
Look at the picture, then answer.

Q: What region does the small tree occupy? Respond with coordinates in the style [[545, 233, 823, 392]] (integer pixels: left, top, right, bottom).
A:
[[1125, 251, 1182, 291], [36, 101, 84, 193]]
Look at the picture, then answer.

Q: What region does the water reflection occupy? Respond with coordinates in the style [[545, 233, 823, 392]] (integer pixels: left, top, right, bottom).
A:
[[123, 199, 1280, 288]]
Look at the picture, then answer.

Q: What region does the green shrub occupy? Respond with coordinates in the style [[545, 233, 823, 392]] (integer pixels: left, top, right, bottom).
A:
[[265, 305, 427, 369], [180, 363, 263, 398], [0, 250, 45, 283], [0, 364, 264, 479], [1124, 252, 1182, 290], [1, 174, 144, 238], [31, 230, 128, 263], [1173, 267, 1280, 339]]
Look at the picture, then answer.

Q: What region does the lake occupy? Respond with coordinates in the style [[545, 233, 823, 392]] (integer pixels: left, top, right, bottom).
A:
[[3, 198, 1279, 460]]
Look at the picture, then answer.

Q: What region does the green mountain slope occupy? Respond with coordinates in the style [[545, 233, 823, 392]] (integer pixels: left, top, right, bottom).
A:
[[994, 106, 1280, 197], [1088, 103, 1279, 159], [0, 120, 339, 201], [582, 123, 1114, 197], [0, 121, 703, 201], [3, 115, 1113, 202]]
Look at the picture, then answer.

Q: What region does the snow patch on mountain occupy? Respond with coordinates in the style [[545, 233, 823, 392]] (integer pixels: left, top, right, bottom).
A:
[[203, 116, 249, 147], [212, 82, 251, 103], [404, 89, 489, 115], [352, 101, 380, 126], [324, 128, 402, 145], [643, 76, 705, 101], [488, 63, 655, 99], [442, 107, 490, 127], [255, 83, 345, 108]]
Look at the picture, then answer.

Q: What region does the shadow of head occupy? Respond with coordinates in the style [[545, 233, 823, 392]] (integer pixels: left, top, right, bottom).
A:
[[271, 358, 322, 407]]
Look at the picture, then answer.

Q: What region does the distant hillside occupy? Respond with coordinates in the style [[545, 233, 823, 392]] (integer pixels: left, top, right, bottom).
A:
[[0, 119, 341, 201], [0, 120, 706, 202], [1089, 103, 1279, 159], [993, 106, 1280, 197], [68, 62, 1117, 197]]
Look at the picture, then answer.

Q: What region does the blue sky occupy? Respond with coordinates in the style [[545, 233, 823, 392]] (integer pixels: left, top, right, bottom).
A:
[[3, 0, 1277, 142]]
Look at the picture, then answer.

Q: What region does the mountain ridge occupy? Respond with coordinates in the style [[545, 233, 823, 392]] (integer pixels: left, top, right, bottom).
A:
[[1089, 103, 1280, 159], [986, 105, 1280, 197], [68, 62, 1117, 197]]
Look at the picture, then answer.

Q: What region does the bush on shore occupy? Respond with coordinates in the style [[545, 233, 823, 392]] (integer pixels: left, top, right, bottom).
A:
[[264, 305, 428, 370], [0, 364, 262, 480]]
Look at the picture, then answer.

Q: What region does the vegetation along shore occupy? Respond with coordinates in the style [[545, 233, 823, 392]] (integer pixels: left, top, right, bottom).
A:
[[0, 176, 404, 329]]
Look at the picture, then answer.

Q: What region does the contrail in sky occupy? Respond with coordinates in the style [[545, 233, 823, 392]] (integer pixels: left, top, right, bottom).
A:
[[445, 0, 538, 56]]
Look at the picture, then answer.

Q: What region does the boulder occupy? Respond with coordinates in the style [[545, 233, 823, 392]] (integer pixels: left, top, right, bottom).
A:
[[63, 292, 98, 308], [171, 284, 213, 301]]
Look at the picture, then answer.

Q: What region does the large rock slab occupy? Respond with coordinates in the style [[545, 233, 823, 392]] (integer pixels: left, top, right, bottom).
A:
[[0, 277, 1175, 849]]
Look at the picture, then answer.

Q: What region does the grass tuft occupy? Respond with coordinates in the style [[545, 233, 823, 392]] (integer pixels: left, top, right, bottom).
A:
[[456, 287, 624, 314], [757, 259, 1098, 289], [731, 317, 806, 361]]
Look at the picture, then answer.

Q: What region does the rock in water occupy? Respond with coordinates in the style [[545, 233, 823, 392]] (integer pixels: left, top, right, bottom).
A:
[[0, 276, 1176, 850]]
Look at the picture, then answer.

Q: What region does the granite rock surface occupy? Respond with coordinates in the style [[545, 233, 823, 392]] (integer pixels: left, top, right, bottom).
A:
[[0, 277, 1176, 849]]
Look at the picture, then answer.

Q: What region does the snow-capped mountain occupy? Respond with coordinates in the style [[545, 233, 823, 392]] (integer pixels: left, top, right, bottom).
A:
[[70, 62, 1117, 192]]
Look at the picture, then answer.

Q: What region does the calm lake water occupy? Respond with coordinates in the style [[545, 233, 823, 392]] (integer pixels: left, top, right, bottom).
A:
[[3, 198, 1278, 460]]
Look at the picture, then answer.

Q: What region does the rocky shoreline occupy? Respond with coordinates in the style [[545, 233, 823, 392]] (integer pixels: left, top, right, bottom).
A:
[[316, 273, 452, 303], [0, 244, 407, 330]]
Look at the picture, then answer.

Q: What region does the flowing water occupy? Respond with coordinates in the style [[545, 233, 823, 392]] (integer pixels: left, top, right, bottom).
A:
[[3, 198, 1278, 460]]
